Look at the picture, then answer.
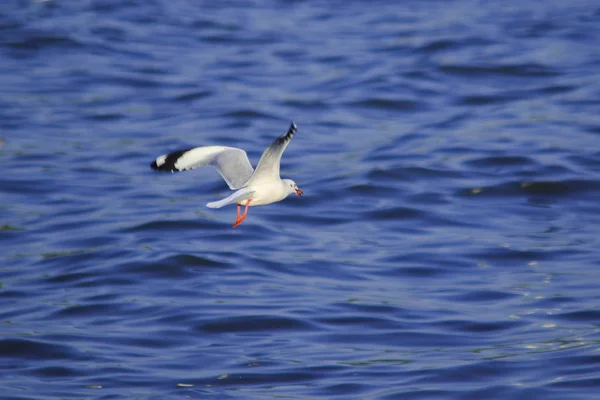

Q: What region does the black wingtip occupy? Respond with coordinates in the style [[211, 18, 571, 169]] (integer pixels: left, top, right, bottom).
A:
[[151, 159, 173, 172], [274, 121, 297, 146], [150, 148, 193, 172]]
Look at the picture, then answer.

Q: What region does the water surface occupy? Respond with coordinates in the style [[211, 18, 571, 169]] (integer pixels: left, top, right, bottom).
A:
[[2, 0, 600, 399]]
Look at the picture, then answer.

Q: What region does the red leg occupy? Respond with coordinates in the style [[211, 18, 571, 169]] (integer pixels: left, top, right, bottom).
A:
[[232, 199, 252, 228]]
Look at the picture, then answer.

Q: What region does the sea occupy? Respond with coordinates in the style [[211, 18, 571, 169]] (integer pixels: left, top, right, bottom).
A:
[[1, 0, 600, 399]]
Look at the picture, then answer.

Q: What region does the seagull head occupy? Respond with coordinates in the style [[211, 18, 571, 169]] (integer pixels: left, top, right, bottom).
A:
[[283, 179, 303, 197]]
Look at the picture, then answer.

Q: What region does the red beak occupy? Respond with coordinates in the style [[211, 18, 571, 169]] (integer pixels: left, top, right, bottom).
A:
[[295, 188, 303, 197]]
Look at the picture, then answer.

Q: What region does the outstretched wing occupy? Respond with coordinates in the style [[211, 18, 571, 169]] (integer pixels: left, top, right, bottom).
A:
[[151, 146, 254, 190], [247, 122, 297, 185]]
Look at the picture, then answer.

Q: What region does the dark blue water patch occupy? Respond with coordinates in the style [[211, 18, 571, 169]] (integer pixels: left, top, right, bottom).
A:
[[36, 243, 127, 263], [83, 109, 126, 121], [443, 289, 520, 303], [100, 331, 195, 349], [330, 301, 401, 317], [191, 16, 241, 32], [172, 89, 213, 103], [348, 183, 398, 196], [380, 248, 476, 269], [532, 294, 581, 308], [281, 97, 331, 110], [37, 248, 100, 266], [82, 292, 122, 303], [414, 39, 460, 53], [411, 359, 518, 387], [0, 338, 83, 361], [96, 71, 167, 89], [366, 206, 425, 221], [514, 19, 563, 38], [549, 377, 600, 389], [45, 271, 100, 285], [439, 63, 561, 78], [368, 133, 434, 161], [464, 159, 573, 180], [583, 125, 600, 135], [561, 353, 600, 368], [28, 365, 83, 379], [220, 109, 278, 120], [461, 386, 559, 400], [377, 247, 475, 276], [313, 120, 354, 129], [183, 369, 320, 391], [437, 318, 525, 334], [467, 247, 550, 266], [145, 389, 235, 400], [317, 315, 402, 331], [519, 180, 588, 196], [383, 265, 453, 278], [118, 254, 229, 280], [348, 98, 424, 112], [252, 257, 364, 282], [4, 29, 83, 55], [195, 315, 315, 334], [200, 32, 240, 44], [89, 0, 143, 14], [458, 179, 600, 200], [34, 252, 141, 289], [458, 93, 523, 106], [0, 304, 56, 322], [554, 310, 600, 324], [378, 389, 457, 400], [151, 311, 198, 327], [50, 302, 133, 319], [534, 83, 578, 95], [0, 176, 65, 196], [270, 212, 346, 227], [564, 153, 600, 173], [0, 230, 29, 256], [159, 253, 231, 269], [316, 382, 377, 398], [89, 24, 130, 44], [406, 191, 452, 206], [0, 290, 29, 300], [366, 166, 464, 182], [320, 330, 475, 348], [124, 219, 222, 233], [217, 58, 262, 70]]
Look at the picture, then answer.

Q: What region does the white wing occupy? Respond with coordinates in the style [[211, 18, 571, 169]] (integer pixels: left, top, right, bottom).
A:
[[151, 146, 254, 190], [247, 122, 297, 185], [206, 188, 255, 209]]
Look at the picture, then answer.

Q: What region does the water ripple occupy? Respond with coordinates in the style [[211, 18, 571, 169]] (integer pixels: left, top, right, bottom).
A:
[[2, 1, 600, 399]]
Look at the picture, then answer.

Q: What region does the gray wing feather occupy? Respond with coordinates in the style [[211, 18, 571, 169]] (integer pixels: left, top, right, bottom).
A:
[[151, 146, 254, 190], [248, 122, 297, 184]]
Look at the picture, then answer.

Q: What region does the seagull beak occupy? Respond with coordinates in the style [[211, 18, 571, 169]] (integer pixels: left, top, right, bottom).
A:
[[295, 188, 303, 197]]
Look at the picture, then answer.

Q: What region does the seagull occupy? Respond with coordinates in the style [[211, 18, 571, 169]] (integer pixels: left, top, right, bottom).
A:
[[151, 122, 303, 228]]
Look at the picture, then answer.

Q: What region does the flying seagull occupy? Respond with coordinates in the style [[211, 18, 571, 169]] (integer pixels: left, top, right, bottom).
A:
[[151, 122, 302, 228]]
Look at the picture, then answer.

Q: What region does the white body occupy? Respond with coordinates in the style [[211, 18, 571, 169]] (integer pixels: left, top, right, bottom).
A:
[[151, 122, 301, 211], [240, 181, 293, 206], [206, 179, 297, 209]]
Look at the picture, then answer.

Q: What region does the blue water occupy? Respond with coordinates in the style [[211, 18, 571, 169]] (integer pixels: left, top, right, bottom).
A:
[[2, 1, 600, 399]]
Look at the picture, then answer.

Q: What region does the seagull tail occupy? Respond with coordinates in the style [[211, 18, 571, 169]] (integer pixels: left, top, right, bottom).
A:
[[206, 198, 231, 209], [206, 189, 255, 209]]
